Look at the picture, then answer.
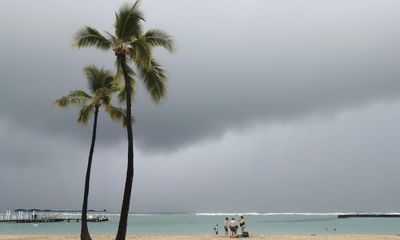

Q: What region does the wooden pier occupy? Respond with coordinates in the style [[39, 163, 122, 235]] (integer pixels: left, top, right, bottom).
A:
[[0, 211, 108, 223], [338, 213, 400, 218]]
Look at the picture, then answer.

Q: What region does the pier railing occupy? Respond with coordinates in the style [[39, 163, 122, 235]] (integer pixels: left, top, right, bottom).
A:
[[0, 211, 108, 223]]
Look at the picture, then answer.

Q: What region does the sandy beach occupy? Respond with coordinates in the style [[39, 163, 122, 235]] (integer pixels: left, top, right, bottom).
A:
[[0, 235, 399, 240]]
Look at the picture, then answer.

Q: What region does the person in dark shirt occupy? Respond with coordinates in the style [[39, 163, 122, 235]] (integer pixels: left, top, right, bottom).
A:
[[239, 215, 246, 233]]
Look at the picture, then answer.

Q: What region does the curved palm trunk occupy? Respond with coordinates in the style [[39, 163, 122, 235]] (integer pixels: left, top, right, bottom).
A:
[[81, 106, 99, 240], [116, 55, 135, 240]]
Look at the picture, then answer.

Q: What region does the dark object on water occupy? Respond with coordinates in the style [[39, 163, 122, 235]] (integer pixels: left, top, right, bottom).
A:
[[338, 214, 400, 218]]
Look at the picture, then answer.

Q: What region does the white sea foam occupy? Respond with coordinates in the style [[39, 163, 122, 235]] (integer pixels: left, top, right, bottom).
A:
[[105, 213, 155, 216], [195, 212, 259, 216]]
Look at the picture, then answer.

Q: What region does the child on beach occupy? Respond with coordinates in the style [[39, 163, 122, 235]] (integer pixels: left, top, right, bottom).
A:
[[214, 224, 219, 235]]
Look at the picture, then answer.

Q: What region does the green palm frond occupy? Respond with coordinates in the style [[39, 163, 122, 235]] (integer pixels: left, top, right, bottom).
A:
[[117, 89, 126, 103], [93, 93, 111, 106], [138, 58, 166, 103], [95, 85, 120, 95], [132, 0, 141, 9], [94, 86, 119, 105], [104, 105, 132, 127], [117, 63, 137, 103], [114, 1, 144, 41], [53, 96, 73, 108], [144, 29, 176, 53], [77, 103, 95, 125], [83, 65, 115, 93], [117, 80, 136, 103], [114, 59, 124, 87], [73, 26, 112, 50], [53, 90, 92, 108], [69, 90, 92, 99], [54, 65, 119, 126], [104, 31, 118, 45], [129, 36, 152, 68]]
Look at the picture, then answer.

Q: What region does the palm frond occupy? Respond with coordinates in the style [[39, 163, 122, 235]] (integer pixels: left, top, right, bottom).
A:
[[132, 0, 142, 9], [144, 29, 176, 52], [77, 103, 95, 125], [95, 85, 120, 95], [104, 31, 118, 45], [114, 59, 124, 87], [93, 93, 110, 106], [94, 85, 119, 105], [117, 80, 136, 103], [83, 65, 115, 93], [104, 105, 132, 127], [114, 2, 144, 41], [117, 63, 137, 103], [138, 58, 166, 103], [53, 90, 92, 108], [73, 26, 112, 50], [129, 36, 152, 68], [69, 90, 92, 99], [53, 96, 73, 108]]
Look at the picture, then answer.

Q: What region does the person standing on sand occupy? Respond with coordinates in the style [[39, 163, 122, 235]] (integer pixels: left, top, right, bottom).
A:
[[239, 215, 246, 233], [214, 224, 219, 235], [229, 218, 238, 237], [224, 217, 229, 236]]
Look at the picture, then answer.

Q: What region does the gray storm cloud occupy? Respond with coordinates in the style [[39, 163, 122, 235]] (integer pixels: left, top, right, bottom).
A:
[[1, 0, 400, 212], [1, 0, 400, 151]]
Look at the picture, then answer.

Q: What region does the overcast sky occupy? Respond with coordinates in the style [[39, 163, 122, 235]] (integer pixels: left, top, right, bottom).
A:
[[1, 0, 400, 213]]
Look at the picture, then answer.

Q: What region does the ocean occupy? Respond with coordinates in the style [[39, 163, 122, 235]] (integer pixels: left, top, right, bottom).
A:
[[0, 213, 399, 235]]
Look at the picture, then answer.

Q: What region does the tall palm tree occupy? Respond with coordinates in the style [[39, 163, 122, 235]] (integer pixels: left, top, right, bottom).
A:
[[73, 1, 175, 239], [54, 66, 126, 240]]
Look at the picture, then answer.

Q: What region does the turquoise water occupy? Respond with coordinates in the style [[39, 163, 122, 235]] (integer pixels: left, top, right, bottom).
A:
[[0, 213, 400, 235]]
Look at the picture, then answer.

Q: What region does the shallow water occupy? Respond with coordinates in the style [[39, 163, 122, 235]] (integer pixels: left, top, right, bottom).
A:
[[0, 213, 399, 235]]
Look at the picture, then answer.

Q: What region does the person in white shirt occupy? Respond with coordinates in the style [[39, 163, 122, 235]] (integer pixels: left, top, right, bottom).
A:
[[224, 217, 229, 236], [229, 218, 238, 237]]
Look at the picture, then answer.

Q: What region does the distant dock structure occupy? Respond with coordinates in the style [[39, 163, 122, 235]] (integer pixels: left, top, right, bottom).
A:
[[338, 213, 400, 219], [0, 209, 109, 223]]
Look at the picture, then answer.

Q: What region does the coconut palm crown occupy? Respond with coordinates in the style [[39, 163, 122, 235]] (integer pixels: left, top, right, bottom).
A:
[[74, 1, 175, 103], [72, 1, 175, 240], [54, 65, 126, 240], [54, 66, 126, 125]]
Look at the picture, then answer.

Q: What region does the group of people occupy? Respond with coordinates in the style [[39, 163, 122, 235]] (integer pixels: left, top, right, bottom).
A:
[[214, 216, 246, 238]]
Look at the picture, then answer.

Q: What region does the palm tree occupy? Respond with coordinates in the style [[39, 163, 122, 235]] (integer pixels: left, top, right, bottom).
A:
[[73, 1, 175, 239], [54, 66, 126, 240]]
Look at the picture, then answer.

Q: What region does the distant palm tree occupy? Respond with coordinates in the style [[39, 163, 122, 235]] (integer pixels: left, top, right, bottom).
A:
[[73, 1, 175, 239], [54, 66, 126, 240]]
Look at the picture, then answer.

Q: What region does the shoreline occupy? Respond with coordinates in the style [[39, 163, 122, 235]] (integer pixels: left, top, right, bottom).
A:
[[0, 235, 399, 240]]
